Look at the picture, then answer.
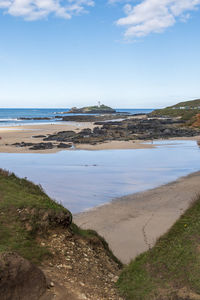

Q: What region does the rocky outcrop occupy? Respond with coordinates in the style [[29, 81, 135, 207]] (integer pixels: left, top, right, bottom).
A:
[[61, 114, 127, 122], [17, 207, 72, 233], [57, 142, 72, 148], [11, 117, 200, 151], [43, 131, 76, 141], [12, 141, 72, 150], [29, 143, 54, 150], [42, 118, 200, 145], [0, 252, 47, 300]]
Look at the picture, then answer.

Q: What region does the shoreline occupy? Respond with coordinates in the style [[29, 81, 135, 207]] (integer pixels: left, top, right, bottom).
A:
[[0, 123, 200, 153], [74, 171, 200, 264]]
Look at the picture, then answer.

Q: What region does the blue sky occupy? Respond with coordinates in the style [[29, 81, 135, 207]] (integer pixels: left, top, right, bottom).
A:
[[0, 0, 200, 108]]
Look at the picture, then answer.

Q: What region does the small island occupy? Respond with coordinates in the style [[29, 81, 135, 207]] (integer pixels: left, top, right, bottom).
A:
[[67, 104, 116, 114]]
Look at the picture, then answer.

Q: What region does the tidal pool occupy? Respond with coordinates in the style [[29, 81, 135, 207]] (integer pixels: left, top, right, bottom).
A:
[[0, 140, 200, 213]]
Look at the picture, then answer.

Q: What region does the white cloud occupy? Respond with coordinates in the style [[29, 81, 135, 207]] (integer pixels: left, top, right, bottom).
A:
[[116, 0, 200, 38], [108, 0, 131, 4], [0, 0, 94, 20]]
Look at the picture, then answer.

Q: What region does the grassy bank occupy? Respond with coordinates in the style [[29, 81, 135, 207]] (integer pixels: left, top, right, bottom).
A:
[[0, 169, 123, 299], [150, 99, 200, 124], [0, 169, 70, 263], [150, 107, 199, 122], [117, 195, 200, 299], [0, 169, 121, 267]]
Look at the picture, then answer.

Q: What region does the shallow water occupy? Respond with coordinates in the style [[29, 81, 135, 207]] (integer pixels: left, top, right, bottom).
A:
[[0, 140, 199, 213]]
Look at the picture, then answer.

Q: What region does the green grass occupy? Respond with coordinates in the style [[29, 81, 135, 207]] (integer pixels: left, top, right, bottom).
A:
[[0, 169, 121, 268], [150, 108, 200, 121], [83, 104, 115, 112], [0, 169, 70, 263], [117, 196, 200, 299], [0, 169, 66, 211], [150, 99, 200, 123], [169, 99, 200, 109]]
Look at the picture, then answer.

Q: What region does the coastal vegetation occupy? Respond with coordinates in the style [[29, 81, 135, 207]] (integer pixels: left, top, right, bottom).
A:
[[151, 99, 200, 125], [0, 169, 122, 299], [0, 168, 71, 263], [117, 194, 200, 300]]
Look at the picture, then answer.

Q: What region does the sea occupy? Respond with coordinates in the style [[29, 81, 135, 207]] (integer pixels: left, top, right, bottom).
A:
[[0, 108, 154, 126]]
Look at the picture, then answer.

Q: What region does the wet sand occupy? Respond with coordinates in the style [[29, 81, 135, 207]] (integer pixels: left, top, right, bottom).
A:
[[74, 171, 200, 264]]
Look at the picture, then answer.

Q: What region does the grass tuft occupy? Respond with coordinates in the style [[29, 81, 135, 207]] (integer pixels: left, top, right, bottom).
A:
[[117, 195, 200, 299]]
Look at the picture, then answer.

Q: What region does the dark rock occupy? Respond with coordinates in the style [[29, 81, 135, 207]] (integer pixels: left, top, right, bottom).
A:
[[78, 128, 92, 137], [29, 143, 54, 150], [0, 252, 47, 300], [32, 135, 47, 138], [12, 142, 34, 147], [61, 114, 128, 123], [57, 143, 72, 148], [44, 131, 76, 142]]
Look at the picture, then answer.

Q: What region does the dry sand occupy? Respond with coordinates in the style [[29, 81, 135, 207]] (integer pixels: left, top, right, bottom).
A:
[[1, 123, 200, 153], [0, 123, 94, 153], [74, 171, 200, 264], [0, 123, 156, 153]]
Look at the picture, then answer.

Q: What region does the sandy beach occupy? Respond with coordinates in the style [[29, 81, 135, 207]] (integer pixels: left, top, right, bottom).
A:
[[74, 171, 200, 264], [0, 123, 93, 153], [1, 122, 200, 265], [0, 123, 200, 153], [0, 123, 157, 153]]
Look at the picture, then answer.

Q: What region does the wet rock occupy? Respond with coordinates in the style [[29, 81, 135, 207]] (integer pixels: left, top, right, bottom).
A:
[[44, 131, 76, 142], [78, 128, 92, 136], [57, 143, 72, 149], [29, 143, 54, 150], [61, 114, 128, 122], [32, 135, 47, 138], [12, 142, 34, 147]]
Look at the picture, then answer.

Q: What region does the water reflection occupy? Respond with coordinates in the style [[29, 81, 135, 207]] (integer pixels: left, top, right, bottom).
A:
[[0, 140, 199, 213]]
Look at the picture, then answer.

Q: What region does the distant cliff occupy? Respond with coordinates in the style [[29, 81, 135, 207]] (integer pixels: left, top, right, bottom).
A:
[[150, 98, 200, 125], [67, 104, 116, 114]]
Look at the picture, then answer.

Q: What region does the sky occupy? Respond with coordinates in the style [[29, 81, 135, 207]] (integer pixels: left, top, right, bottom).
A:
[[0, 0, 200, 108]]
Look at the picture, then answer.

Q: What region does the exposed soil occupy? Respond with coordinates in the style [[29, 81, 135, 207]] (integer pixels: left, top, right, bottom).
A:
[[39, 227, 123, 300]]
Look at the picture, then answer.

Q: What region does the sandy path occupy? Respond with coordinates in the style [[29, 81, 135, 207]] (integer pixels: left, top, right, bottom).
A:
[[74, 172, 200, 264]]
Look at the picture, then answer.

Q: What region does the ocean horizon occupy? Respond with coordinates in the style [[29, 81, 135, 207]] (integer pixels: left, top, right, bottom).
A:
[[0, 108, 154, 126]]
